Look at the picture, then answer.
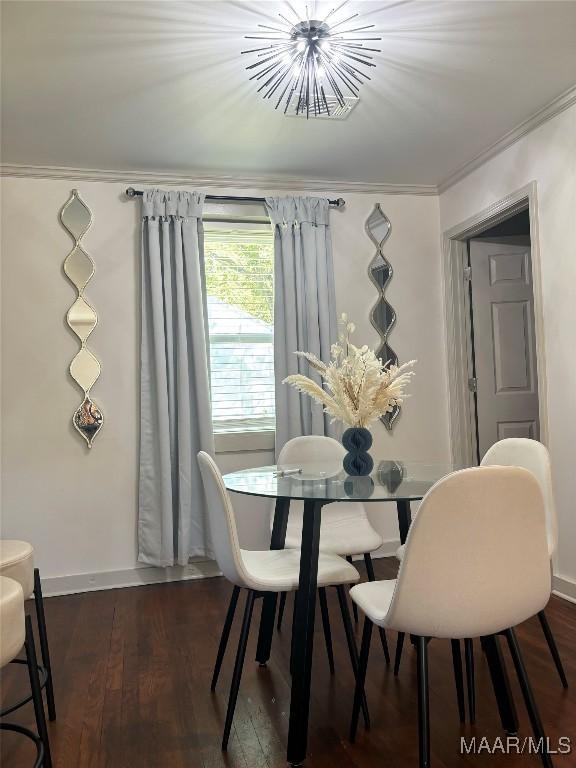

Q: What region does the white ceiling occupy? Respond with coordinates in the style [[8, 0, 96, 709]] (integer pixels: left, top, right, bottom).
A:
[[2, 1, 576, 186]]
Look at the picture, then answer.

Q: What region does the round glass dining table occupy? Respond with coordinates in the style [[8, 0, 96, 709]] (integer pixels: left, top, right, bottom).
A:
[[223, 459, 453, 766]]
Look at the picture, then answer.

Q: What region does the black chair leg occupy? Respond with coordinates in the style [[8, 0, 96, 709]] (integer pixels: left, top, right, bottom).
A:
[[364, 553, 390, 664], [465, 639, 476, 724], [289, 590, 298, 676], [277, 592, 287, 631], [394, 632, 405, 676], [538, 611, 568, 689], [450, 640, 466, 723], [346, 557, 359, 623], [33, 568, 56, 722], [25, 614, 52, 768], [482, 634, 518, 735], [505, 628, 554, 768], [350, 617, 373, 742], [318, 588, 335, 674], [211, 585, 240, 691], [416, 637, 431, 768], [222, 590, 255, 750], [336, 585, 370, 727]]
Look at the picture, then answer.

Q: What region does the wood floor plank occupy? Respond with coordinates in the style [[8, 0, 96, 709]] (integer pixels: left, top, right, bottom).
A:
[[1, 558, 574, 767]]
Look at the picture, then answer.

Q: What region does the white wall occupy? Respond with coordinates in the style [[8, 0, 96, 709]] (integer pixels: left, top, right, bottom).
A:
[[439, 102, 576, 594], [0, 175, 450, 591]]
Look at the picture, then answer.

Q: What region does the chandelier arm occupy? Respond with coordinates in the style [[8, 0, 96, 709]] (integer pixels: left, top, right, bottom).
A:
[[335, 57, 370, 85], [318, 50, 361, 94], [246, 50, 290, 70], [333, 23, 375, 34], [261, 56, 299, 96], [339, 51, 377, 68], [316, 57, 348, 104], [326, 13, 359, 31]]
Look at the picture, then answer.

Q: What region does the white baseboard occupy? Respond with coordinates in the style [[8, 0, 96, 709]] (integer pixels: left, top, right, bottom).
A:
[[42, 559, 222, 598], [42, 540, 402, 598], [552, 574, 576, 605]]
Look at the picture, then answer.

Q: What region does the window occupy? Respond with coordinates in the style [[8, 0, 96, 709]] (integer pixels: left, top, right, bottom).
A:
[[204, 225, 275, 435]]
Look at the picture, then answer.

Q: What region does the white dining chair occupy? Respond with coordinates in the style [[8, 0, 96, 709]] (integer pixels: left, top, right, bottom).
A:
[[393, 437, 568, 719], [197, 451, 363, 750], [349, 466, 554, 768], [0, 575, 52, 768], [0, 540, 56, 723], [273, 435, 390, 665]]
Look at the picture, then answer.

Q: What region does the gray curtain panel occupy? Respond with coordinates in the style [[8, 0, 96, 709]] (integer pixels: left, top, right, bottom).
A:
[[139, 190, 215, 567], [266, 196, 338, 451]]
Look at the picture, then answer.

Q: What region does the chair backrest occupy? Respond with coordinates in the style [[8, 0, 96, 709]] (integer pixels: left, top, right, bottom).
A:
[[481, 438, 557, 557], [385, 466, 551, 639], [197, 451, 250, 588], [278, 434, 346, 470]]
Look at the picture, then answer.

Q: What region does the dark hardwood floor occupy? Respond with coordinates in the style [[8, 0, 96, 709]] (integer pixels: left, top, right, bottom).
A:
[[2, 558, 575, 767]]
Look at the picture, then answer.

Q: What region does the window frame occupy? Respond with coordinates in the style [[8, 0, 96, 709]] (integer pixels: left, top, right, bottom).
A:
[[203, 211, 276, 454]]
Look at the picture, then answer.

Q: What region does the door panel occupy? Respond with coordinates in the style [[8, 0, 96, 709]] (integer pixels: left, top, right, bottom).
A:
[[469, 239, 539, 459]]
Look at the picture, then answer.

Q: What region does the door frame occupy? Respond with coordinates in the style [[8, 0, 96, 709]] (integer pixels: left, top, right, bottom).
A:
[[441, 181, 548, 467]]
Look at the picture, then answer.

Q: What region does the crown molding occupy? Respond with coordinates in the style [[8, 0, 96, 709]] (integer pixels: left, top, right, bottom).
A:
[[438, 83, 576, 194], [0, 163, 437, 196], [3, 83, 574, 196]]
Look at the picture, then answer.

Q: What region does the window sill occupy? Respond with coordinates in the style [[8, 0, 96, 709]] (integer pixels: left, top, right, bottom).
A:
[[214, 430, 275, 455]]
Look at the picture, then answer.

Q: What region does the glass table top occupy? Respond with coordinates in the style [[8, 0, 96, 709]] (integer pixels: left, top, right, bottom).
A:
[[223, 460, 455, 502]]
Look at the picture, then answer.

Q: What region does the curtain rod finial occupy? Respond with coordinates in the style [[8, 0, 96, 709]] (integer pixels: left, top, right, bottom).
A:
[[335, 198, 345, 209], [126, 187, 137, 198]]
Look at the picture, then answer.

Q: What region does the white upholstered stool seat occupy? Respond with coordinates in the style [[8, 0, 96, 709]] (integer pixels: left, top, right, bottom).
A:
[[349, 579, 396, 627], [0, 576, 25, 668], [241, 549, 358, 593], [283, 503, 383, 556], [0, 540, 34, 598]]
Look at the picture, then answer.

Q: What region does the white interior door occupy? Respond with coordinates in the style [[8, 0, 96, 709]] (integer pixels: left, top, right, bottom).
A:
[[469, 238, 539, 459]]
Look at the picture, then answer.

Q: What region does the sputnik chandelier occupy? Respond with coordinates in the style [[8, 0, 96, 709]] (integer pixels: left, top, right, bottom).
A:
[[242, 2, 381, 118]]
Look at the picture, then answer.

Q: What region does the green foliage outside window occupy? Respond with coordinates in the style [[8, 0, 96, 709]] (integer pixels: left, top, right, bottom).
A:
[[204, 238, 274, 325]]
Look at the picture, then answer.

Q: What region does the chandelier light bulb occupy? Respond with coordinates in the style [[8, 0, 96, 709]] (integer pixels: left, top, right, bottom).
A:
[[242, 1, 381, 118]]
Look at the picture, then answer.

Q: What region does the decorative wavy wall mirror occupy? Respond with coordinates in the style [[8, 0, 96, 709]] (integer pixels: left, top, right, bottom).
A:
[[366, 203, 400, 430], [61, 190, 104, 447]]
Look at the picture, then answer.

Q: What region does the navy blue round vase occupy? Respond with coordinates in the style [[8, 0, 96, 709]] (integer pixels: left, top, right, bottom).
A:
[[342, 427, 374, 476]]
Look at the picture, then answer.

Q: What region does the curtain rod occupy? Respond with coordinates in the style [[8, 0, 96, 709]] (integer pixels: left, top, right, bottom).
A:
[[125, 187, 345, 209]]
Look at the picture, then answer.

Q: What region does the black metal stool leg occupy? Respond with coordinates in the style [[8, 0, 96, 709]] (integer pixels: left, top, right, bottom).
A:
[[394, 632, 405, 676], [538, 611, 568, 689], [345, 557, 359, 623], [465, 639, 476, 723], [211, 585, 240, 691], [336, 585, 369, 727], [25, 614, 52, 768], [33, 568, 56, 722], [350, 617, 373, 742], [416, 637, 431, 768], [222, 590, 255, 750], [318, 588, 335, 674], [277, 592, 287, 631], [364, 554, 390, 664], [505, 628, 554, 768], [451, 640, 466, 723]]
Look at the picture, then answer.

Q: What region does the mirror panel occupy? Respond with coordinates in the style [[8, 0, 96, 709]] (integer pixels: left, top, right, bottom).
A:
[[366, 204, 400, 430], [67, 297, 98, 342], [61, 192, 92, 241], [61, 190, 103, 447], [64, 245, 94, 291], [73, 397, 104, 447]]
